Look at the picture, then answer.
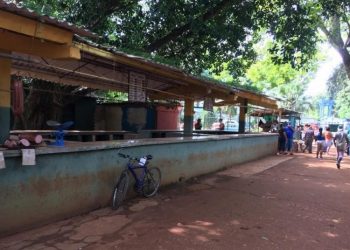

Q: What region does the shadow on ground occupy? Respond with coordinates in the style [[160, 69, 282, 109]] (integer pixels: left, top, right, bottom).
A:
[[1, 148, 350, 250]]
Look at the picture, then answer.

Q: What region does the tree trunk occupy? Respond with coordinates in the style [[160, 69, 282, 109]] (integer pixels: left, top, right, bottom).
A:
[[319, 16, 350, 80], [337, 48, 350, 79]]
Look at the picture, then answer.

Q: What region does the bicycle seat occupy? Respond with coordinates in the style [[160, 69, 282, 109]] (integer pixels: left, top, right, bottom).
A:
[[146, 155, 153, 160]]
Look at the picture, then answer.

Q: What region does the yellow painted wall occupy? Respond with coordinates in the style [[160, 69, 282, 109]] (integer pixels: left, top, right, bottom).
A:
[[0, 54, 11, 108]]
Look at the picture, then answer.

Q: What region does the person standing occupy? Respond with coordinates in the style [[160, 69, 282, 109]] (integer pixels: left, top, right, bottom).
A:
[[333, 125, 349, 169], [277, 124, 287, 155], [218, 118, 225, 130], [303, 124, 314, 153], [284, 123, 294, 155], [324, 127, 333, 155], [293, 125, 303, 152], [194, 118, 202, 130], [315, 128, 325, 159], [347, 126, 350, 156]]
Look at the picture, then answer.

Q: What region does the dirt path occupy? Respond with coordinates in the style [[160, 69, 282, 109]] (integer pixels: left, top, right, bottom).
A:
[[1, 148, 350, 250]]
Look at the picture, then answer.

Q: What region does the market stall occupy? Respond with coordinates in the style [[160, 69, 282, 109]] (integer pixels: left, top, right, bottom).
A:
[[0, 1, 279, 236]]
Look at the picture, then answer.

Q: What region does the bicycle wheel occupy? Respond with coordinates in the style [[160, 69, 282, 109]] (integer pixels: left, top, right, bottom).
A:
[[142, 167, 161, 197], [112, 170, 130, 210]]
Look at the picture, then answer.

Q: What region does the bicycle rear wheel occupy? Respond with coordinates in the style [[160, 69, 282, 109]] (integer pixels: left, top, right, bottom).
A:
[[142, 167, 161, 197], [112, 170, 129, 210]]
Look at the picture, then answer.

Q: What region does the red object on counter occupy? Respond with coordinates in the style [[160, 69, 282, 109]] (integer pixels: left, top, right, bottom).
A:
[[12, 79, 24, 117], [156, 106, 182, 129], [19, 134, 43, 144]]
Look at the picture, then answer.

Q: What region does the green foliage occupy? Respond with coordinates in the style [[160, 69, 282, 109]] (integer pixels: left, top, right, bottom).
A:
[[22, 0, 350, 80], [95, 90, 128, 103], [326, 64, 350, 99], [22, 0, 350, 102], [335, 85, 350, 118], [23, 0, 139, 33], [18, 0, 264, 77], [330, 65, 350, 118], [242, 38, 318, 113], [246, 58, 299, 90]]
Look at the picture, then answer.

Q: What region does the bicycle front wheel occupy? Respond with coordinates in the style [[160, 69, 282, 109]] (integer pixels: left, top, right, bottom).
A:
[[112, 170, 130, 210], [142, 167, 161, 197]]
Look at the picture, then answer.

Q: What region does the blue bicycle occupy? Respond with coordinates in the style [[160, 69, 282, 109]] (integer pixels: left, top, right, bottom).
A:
[[112, 150, 161, 210]]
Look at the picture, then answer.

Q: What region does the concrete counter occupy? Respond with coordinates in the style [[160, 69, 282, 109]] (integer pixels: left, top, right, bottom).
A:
[[2, 133, 274, 157], [0, 133, 278, 236]]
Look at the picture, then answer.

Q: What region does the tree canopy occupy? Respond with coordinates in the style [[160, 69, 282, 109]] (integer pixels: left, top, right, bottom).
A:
[[18, 0, 350, 122], [327, 64, 350, 118], [20, 0, 349, 80]]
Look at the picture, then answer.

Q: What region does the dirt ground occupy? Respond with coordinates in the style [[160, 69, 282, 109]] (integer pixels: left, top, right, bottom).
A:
[[1, 147, 350, 250]]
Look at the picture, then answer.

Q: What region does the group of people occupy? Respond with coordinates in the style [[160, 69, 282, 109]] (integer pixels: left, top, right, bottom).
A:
[[194, 118, 225, 131], [277, 123, 349, 169], [277, 123, 295, 155], [311, 125, 349, 169]]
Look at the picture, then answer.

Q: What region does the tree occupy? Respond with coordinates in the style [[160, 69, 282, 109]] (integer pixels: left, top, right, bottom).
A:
[[326, 64, 350, 99], [22, 0, 259, 76], [21, 0, 349, 77], [21, 0, 139, 32], [318, 0, 350, 78], [328, 64, 350, 118], [21, 1, 350, 81], [244, 40, 317, 113], [261, 0, 350, 79], [335, 85, 350, 118]]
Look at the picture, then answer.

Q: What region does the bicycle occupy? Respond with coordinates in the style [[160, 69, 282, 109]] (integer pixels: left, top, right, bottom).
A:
[[111, 150, 161, 210]]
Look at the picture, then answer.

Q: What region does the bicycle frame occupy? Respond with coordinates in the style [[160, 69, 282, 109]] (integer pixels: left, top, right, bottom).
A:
[[112, 150, 160, 210], [126, 160, 149, 191]]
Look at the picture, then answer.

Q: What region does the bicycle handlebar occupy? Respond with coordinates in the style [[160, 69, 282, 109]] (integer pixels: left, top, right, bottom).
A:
[[118, 152, 153, 161], [118, 152, 131, 159]]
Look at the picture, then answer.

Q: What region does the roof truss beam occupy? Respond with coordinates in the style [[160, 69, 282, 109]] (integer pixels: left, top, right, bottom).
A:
[[0, 10, 73, 45], [0, 30, 80, 60]]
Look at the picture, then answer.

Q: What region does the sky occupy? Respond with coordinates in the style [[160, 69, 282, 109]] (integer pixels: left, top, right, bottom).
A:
[[306, 45, 342, 97]]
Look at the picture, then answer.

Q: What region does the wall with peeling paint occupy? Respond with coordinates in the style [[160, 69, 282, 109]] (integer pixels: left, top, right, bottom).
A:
[[0, 134, 277, 236]]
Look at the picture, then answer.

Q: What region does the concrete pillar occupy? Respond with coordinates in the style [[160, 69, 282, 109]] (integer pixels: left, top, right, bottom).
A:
[[278, 110, 282, 123], [183, 99, 194, 135], [0, 54, 11, 143], [239, 99, 248, 134]]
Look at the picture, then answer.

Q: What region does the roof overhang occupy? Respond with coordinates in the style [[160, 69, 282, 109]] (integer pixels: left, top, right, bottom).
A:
[[0, 1, 278, 110], [0, 9, 74, 45], [249, 108, 301, 118], [0, 1, 95, 39]]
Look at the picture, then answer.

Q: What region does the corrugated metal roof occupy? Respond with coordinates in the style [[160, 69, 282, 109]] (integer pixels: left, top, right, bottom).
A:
[[250, 108, 301, 117], [75, 35, 279, 105], [0, 0, 96, 37]]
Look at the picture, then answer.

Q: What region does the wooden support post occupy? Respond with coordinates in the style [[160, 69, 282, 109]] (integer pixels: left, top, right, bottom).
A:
[[184, 99, 194, 136], [248, 115, 251, 133], [239, 99, 248, 134], [0, 53, 11, 143]]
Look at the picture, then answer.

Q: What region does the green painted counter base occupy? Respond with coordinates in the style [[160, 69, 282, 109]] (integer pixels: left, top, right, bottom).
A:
[[0, 106, 10, 143], [0, 133, 277, 236]]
